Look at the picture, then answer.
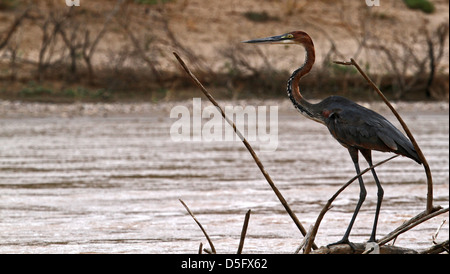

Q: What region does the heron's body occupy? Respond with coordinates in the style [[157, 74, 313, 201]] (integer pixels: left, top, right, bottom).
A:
[[304, 95, 421, 163], [244, 31, 422, 246]]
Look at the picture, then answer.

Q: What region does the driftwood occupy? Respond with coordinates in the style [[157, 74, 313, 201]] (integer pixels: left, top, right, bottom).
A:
[[420, 240, 449, 254], [312, 239, 449, 254], [311, 243, 418, 254]]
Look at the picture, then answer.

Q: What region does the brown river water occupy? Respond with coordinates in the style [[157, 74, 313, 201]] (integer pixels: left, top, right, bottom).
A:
[[0, 100, 448, 253]]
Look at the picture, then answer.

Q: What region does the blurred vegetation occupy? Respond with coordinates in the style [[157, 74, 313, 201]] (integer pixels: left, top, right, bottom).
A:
[[15, 82, 112, 102], [19, 82, 53, 98], [403, 0, 435, 14], [134, 0, 173, 5], [242, 11, 279, 23], [0, 0, 19, 10]]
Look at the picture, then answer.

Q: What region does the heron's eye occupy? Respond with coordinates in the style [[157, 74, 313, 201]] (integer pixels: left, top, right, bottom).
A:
[[286, 34, 294, 39]]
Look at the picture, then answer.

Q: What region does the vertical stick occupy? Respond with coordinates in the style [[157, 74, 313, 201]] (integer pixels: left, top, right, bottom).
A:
[[198, 242, 203, 254], [179, 199, 216, 254], [237, 210, 251, 254]]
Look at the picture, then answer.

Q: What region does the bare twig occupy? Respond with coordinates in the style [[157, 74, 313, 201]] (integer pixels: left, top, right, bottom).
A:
[[198, 242, 203, 254], [237, 209, 251, 254], [57, 16, 82, 78], [420, 240, 449, 254], [179, 199, 216, 254], [173, 52, 317, 250], [311, 242, 418, 254], [203, 248, 213, 254], [334, 58, 434, 213], [361, 246, 375, 254], [121, 23, 163, 87], [0, 7, 30, 50], [295, 225, 314, 254], [378, 207, 449, 246], [38, 9, 69, 82], [303, 155, 399, 254], [82, 0, 124, 83], [432, 220, 446, 245]]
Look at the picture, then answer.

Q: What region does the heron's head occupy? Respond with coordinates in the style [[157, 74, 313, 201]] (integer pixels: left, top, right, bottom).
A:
[[242, 31, 313, 46]]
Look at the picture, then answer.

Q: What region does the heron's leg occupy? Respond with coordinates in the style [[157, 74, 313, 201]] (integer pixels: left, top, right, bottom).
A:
[[361, 149, 383, 243], [328, 148, 366, 249]]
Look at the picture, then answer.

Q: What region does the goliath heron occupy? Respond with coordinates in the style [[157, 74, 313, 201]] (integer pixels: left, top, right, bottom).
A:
[[243, 31, 422, 247]]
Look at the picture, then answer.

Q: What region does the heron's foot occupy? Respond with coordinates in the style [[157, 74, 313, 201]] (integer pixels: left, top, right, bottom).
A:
[[327, 238, 357, 252]]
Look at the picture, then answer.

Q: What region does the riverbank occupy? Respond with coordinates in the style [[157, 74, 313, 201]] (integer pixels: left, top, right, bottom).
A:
[[0, 1, 448, 103], [1, 99, 448, 118]]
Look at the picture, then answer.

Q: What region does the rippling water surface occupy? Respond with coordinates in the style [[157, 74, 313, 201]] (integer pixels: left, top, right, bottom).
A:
[[0, 104, 448, 253]]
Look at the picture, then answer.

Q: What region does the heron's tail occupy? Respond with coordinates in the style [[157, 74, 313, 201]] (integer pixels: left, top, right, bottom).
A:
[[398, 142, 422, 164]]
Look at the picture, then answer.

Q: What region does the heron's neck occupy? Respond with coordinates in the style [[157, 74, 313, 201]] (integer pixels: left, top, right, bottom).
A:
[[287, 42, 319, 122]]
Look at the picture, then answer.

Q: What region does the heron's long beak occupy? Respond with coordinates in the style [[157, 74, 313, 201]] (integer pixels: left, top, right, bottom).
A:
[[242, 34, 292, 44]]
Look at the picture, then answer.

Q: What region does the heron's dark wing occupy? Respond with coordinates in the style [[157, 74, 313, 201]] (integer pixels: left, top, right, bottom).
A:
[[325, 106, 421, 163]]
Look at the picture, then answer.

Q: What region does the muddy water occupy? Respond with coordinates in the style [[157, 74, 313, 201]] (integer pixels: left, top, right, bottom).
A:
[[0, 104, 448, 253]]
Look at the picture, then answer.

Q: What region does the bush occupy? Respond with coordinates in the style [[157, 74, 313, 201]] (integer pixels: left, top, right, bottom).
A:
[[403, 0, 435, 14], [19, 82, 53, 97], [0, 0, 20, 10], [243, 11, 279, 22], [134, 0, 173, 4]]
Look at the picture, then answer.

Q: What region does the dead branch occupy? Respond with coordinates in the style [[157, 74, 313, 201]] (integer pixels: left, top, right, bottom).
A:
[[378, 207, 449, 246], [295, 225, 314, 254], [432, 220, 446, 245], [56, 10, 82, 79], [82, 0, 124, 84], [198, 242, 203, 254], [179, 199, 216, 254], [37, 11, 66, 82], [120, 20, 163, 88], [311, 243, 418, 254], [420, 240, 449, 254], [237, 209, 251, 254], [173, 52, 317, 250], [165, 18, 212, 77], [0, 7, 30, 50], [425, 23, 449, 98]]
